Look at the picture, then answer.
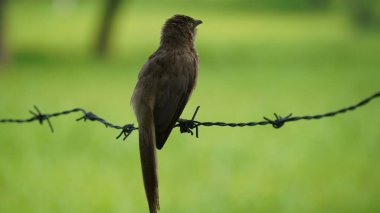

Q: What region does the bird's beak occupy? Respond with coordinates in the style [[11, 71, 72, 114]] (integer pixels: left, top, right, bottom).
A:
[[194, 19, 203, 26]]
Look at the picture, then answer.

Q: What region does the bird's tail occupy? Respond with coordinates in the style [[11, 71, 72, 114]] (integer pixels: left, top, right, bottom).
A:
[[138, 110, 160, 213]]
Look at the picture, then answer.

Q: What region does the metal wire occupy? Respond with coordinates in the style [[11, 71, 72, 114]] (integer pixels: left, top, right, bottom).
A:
[[1, 92, 379, 141]]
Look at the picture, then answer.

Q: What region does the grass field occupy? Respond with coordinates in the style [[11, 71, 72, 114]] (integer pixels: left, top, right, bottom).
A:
[[1, 1, 380, 212]]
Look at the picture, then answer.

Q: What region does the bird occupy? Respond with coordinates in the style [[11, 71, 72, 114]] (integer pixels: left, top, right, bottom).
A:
[[131, 14, 202, 213]]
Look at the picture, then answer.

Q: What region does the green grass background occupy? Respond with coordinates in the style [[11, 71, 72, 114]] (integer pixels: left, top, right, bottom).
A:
[[0, 1, 380, 212]]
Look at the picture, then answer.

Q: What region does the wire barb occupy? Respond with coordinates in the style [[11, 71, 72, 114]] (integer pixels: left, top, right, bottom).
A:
[[29, 105, 54, 133], [176, 106, 201, 138], [116, 124, 137, 141], [0, 92, 379, 141], [264, 113, 293, 129]]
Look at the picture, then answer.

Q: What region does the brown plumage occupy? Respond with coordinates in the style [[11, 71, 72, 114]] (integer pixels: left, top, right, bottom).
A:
[[131, 15, 202, 213]]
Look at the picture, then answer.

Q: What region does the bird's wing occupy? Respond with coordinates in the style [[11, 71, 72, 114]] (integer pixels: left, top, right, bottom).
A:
[[153, 53, 197, 150]]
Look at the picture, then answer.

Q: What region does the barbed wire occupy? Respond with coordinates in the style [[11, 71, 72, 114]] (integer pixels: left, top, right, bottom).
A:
[[1, 92, 379, 140]]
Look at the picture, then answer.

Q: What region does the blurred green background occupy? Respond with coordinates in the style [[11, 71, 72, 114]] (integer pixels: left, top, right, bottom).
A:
[[0, 0, 380, 212]]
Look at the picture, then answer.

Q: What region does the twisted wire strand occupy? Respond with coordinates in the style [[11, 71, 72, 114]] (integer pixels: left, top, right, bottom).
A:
[[1, 92, 379, 140]]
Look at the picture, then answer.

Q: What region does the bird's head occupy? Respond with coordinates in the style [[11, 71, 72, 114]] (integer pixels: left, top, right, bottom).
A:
[[161, 14, 202, 48]]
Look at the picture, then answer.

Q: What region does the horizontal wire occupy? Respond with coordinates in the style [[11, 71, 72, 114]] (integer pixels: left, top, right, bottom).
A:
[[1, 92, 379, 140]]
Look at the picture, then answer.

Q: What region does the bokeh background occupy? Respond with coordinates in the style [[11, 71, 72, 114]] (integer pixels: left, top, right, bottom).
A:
[[1, 0, 380, 212]]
